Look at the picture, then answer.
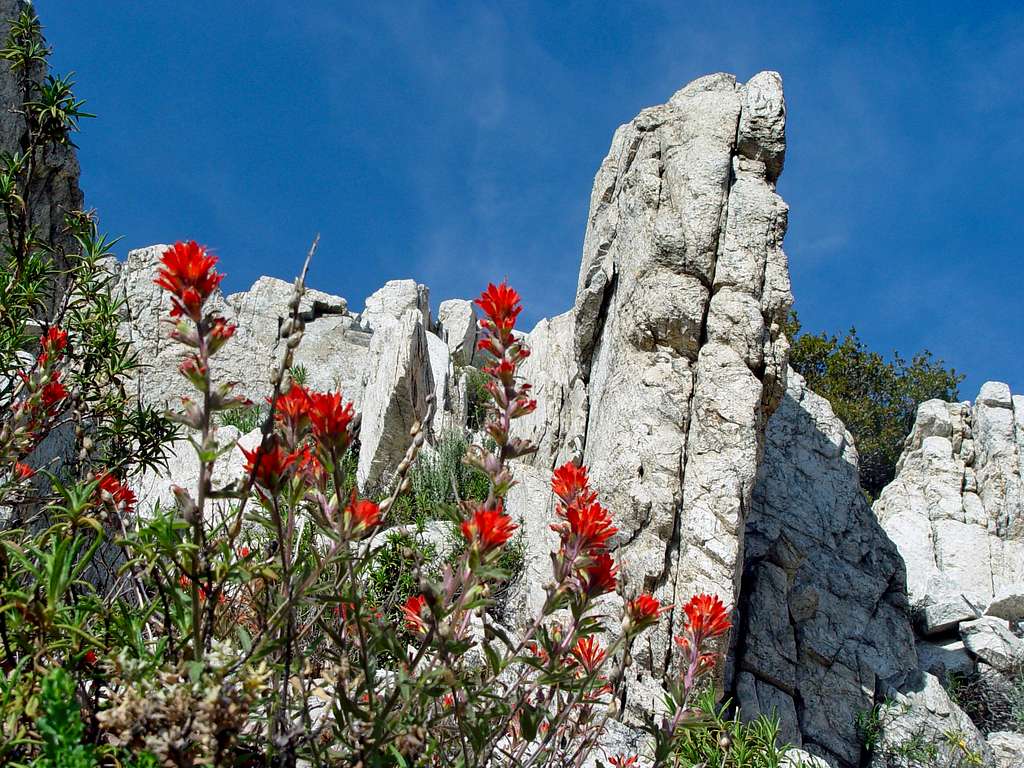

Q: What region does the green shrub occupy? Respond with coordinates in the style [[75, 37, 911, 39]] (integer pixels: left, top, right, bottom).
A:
[[785, 311, 962, 499], [669, 691, 790, 768]]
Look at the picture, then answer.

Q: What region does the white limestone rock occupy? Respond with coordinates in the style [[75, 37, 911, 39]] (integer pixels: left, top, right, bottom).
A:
[[437, 299, 477, 365], [780, 750, 831, 768], [870, 671, 991, 768], [511, 72, 796, 707], [502, 463, 559, 633], [987, 731, 1024, 768], [918, 594, 983, 636], [359, 279, 429, 332], [116, 246, 370, 411], [875, 385, 1024, 620], [130, 426, 257, 519], [356, 309, 433, 491], [736, 370, 916, 766], [960, 616, 1024, 673]]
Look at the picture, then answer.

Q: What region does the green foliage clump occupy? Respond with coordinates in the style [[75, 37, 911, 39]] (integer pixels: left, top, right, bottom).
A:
[[33, 668, 93, 768], [464, 367, 491, 432], [217, 403, 263, 433], [388, 430, 491, 524], [668, 692, 790, 768], [785, 312, 963, 499]]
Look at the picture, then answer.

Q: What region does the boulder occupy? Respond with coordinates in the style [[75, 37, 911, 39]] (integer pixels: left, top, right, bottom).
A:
[[735, 370, 916, 766], [870, 671, 991, 768], [987, 731, 1024, 768], [875, 385, 1024, 614], [437, 299, 477, 365], [359, 279, 430, 332], [915, 638, 975, 679], [356, 309, 433, 491], [918, 594, 983, 636], [960, 616, 1024, 673], [986, 584, 1024, 622]]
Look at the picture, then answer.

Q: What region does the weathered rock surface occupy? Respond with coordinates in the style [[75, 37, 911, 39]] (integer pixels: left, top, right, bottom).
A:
[[359, 279, 430, 332], [959, 616, 1024, 673], [735, 370, 916, 765], [509, 72, 793, 709], [0, 0, 84, 271], [987, 731, 1024, 768], [875, 384, 1024, 624], [356, 309, 433, 490], [115, 246, 371, 412], [437, 299, 477, 365], [870, 671, 992, 768]]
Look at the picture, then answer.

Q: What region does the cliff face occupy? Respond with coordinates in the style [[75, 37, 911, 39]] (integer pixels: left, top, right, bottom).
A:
[[517, 71, 793, 703], [738, 370, 917, 765], [0, 1, 84, 267], [875, 383, 1024, 621]]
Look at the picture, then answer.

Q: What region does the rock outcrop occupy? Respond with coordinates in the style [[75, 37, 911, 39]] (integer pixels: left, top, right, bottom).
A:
[[874, 383, 1024, 623], [512, 71, 793, 706], [0, 0, 84, 268], [734, 370, 917, 764]]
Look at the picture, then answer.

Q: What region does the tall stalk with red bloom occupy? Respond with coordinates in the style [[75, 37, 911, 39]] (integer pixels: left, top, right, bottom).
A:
[[154, 241, 224, 322]]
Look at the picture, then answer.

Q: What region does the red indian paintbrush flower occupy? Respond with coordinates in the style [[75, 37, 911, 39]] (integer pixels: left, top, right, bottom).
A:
[[208, 316, 237, 353], [551, 461, 596, 507], [581, 551, 618, 598], [40, 373, 68, 407], [14, 462, 34, 480], [308, 391, 355, 452], [154, 241, 223, 321], [96, 472, 137, 516], [461, 503, 517, 552], [561, 500, 617, 553], [38, 326, 68, 365], [345, 489, 381, 532], [241, 440, 301, 492], [273, 384, 311, 431], [609, 756, 638, 768], [572, 636, 606, 674], [626, 593, 668, 632], [402, 594, 428, 633], [475, 280, 522, 337], [681, 593, 731, 642]]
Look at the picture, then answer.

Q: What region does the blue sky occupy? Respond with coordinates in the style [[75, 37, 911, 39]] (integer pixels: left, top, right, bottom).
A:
[[43, 1, 1023, 396]]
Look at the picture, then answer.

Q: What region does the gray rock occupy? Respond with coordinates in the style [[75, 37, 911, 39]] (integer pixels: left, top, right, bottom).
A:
[[359, 279, 429, 332], [870, 670, 991, 768], [357, 309, 433, 491], [987, 731, 1024, 768], [960, 616, 1024, 673], [736, 371, 916, 766], [915, 638, 975, 679], [918, 594, 983, 636], [875, 385, 1024, 612], [437, 299, 477, 365], [0, 1, 84, 282], [987, 584, 1024, 621], [510, 72, 793, 706]]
